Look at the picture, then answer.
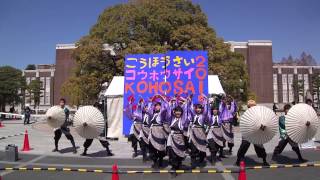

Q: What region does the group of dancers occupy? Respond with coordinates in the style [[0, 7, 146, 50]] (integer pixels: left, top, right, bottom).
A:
[[125, 93, 237, 170], [52, 95, 307, 172]]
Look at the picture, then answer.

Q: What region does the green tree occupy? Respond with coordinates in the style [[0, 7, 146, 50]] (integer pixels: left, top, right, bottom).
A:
[[65, 0, 249, 103], [25, 64, 36, 70], [0, 66, 25, 111], [26, 79, 43, 109]]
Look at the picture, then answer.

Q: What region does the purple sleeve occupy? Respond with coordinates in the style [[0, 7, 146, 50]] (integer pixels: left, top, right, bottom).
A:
[[181, 103, 189, 127], [124, 104, 133, 121]]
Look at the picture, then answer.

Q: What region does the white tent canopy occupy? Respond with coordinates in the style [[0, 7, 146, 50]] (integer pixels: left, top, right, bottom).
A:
[[105, 75, 225, 138]]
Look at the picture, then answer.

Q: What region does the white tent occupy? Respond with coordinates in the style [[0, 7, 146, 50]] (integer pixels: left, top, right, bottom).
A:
[[105, 75, 224, 138]]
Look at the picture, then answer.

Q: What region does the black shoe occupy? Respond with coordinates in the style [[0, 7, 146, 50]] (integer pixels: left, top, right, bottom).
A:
[[234, 160, 240, 166], [132, 152, 138, 158], [151, 162, 159, 169], [73, 148, 77, 154], [263, 161, 270, 166], [299, 158, 308, 163], [81, 152, 87, 156], [107, 151, 114, 156], [52, 148, 59, 152]]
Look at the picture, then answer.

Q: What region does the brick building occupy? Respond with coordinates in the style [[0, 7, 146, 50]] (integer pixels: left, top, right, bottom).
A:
[[228, 40, 273, 103], [23, 64, 55, 110], [52, 40, 319, 106], [272, 65, 320, 106]]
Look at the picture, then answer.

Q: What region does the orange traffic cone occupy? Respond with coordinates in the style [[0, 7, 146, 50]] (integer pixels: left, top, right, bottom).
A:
[[21, 130, 31, 151], [238, 161, 247, 180], [112, 163, 119, 180], [0, 120, 4, 127]]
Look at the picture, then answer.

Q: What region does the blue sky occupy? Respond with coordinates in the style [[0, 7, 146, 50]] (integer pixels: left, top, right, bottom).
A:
[[0, 0, 319, 69]]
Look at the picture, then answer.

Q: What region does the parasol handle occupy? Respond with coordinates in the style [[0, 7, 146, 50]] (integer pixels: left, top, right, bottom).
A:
[[83, 122, 88, 127], [48, 116, 52, 120], [306, 121, 311, 127], [260, 124, 266, 131]]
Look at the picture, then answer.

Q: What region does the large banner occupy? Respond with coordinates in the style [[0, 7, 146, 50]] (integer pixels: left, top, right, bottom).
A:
[[123, 51, 208, 135]]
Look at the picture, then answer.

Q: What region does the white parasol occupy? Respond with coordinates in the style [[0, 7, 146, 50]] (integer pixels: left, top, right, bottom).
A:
[[45, 106, 65, 128], [285, 103, 320, 144], [73, 106, 105, 139], [240, 106, 278, 144]]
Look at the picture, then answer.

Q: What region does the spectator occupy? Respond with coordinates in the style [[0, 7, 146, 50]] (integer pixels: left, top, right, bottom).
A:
[[24, 106, 31, 125]]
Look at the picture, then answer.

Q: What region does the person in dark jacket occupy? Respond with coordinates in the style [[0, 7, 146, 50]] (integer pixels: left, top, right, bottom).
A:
[[52, 98, 77, 154]]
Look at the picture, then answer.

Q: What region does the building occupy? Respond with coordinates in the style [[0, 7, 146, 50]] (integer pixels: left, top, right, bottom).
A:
[[23, 64, 55, 110], [228, 40, 273, 103], [272, 65, 320, 106]]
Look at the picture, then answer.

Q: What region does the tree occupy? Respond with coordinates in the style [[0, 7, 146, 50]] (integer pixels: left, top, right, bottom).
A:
[[278, 52, 317, 66], [64, 0, 249, 103], [26, 79, 43, 109], [25, 64, 36, 70], [0, 66, 25, 111]]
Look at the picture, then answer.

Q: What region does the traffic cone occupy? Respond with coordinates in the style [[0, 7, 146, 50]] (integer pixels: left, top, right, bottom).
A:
[[112, 163, 119, 180], [238, 161, 247, 180], [21, 129, 31, 151]]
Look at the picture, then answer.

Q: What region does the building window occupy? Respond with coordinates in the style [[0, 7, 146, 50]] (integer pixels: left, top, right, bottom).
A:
[[282, 74, 288, 103], [288, 74, 294, 102], [298, 74, 303, 102], [273, 74, 278, 103], [40, 77, 45, 105], [45, 77, 51, 105]]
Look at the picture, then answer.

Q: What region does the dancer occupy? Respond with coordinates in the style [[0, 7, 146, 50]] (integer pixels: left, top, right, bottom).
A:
[[272, 104, 307, 162], [125, 96, 143, 158], [207, 106, 225, 165], [52, 98, 77, 153], [148, 95, 167, 168], [235, 100, 269, 166], [139, 99, 152, 162], [81, 102, 113, 156], [189, 95, 208, 168], [219, 96, 237, 153], [167, 105, 188, 176]]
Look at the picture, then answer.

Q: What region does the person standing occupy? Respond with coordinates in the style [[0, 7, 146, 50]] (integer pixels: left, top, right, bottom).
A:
[[81, 102, 113, 156], [219, 96, 237, 153], [235, 100, 269, 166], [272, 104, 307, 162], [125, 96, 143, 158], [167, 105, 188, 177], [207, 106, 225, 164], [189, 96, 208, 169], [52, 98, 77, 154], [139, 100, 152, 162], [24, 105, 31, 125], [148, 95, 167, 169]]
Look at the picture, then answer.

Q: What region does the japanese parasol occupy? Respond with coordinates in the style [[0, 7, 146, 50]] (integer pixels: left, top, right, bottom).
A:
[[285, 103, 320, 144], [45, 106, 65, 128], [240, 106, 278, 144], [74, 106, 105, 139]]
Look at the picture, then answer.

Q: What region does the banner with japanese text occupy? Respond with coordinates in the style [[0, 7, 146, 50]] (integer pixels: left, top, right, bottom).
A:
[[123, 51, 208, 135]]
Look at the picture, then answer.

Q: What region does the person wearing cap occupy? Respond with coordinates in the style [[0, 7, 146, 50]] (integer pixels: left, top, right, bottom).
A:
[[148, 94, 168, 168], [272, 104, 307, 162], [52, 98, 77, 154], [80, 102, 113, 156], [235, 100, 269, 166], [219, 96, 237, 153], [207, 105, 225, 165], [189, 94, 209, 169]]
